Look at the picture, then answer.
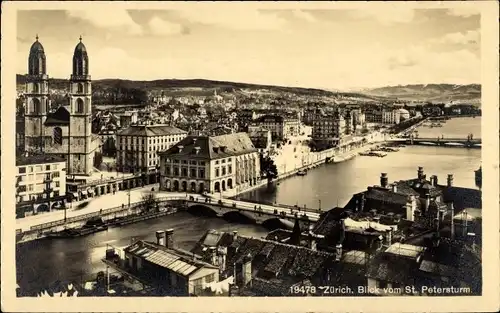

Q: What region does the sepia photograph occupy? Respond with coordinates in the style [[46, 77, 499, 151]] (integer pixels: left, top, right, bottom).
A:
[[1, 1, 499, 312]]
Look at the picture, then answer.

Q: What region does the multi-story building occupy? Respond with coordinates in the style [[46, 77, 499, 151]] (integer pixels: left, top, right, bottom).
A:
[[158, 132, 260, 194], [119, 111, 139, 129], [311, 109, 346, 150], [382, 109, 400, 124], [24, 36, 100, 175], [15, 154, 67, 218], [247, 125, 272, 153], [250, 114, 299, 141], [364, 108, 383, 123], [116, 124, 187, 184], [351, 109, 366, 130]]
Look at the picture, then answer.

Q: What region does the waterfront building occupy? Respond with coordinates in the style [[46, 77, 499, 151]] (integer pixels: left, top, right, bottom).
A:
[[364, 108, 383, 123], [24, 36, 100, 175], [103, 229, 220, 296], [422, 104, 444, 117], [247, 125, 272, 153], [15, 154, 67, 218], [116, 124, 187, 183], [250, 114, 299, 141], [351, 109, 366, 130], [311, 109, 347, 150], [158, 132, 260, 194]]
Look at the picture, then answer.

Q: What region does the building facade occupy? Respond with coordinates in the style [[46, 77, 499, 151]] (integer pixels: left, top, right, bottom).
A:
[[24, 36, 100, 176], [250, 114, 299, 141], [15, 155, 67, 217], [247, 125, 272, 153], [311, 109, 346, 150], [158, 132, 260, 194], [116, 124, 187, 183]]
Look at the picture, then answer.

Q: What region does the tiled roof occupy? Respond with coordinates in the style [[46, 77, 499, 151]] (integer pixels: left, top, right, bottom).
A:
[[117, 124, 187, 137], [159, 132, 257, 160], [365, 187, 409, 206], [440, 186, 481, 210], [254, 114, 284, 123], [124, 240, 216, 277], [366, 252, 418, 285], [311, 207, 346, 236], [16, 154, 66, 166]]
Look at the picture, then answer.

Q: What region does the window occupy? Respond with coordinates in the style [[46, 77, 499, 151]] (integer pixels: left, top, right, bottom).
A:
[[18, 185, 27, 193], [199, 169, 205, 179], [215, 160, 219, 165], [228, 165, 232, 174], [76, 98, 84, 113], [222, 167, 226, 175], [45, 165, 51, 171], [222, 159, 226, 164], [190, 168, 197, 178], [55, 182, 60, 188], [28, 185, 34, 192], [32, 98, 41, 114], [199, 161, 205, 166], [205, 273, 215, 283], [182, 160, 188, 164], [19, 167, 26, 174], [173, 160, 179, 164], [215, 168, 219, 177], [182, 168, 188, 177], [174, 167, 179, 176], [77, 83, 84, 93], [166, 167, 171, 175]]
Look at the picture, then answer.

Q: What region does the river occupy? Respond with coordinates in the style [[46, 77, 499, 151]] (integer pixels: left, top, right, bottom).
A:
[[16, 117, 481, 294]]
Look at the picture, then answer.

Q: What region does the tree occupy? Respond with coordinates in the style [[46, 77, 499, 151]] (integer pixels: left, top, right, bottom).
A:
[[259, 153, 278, 181], [141, 192, 158, 213]]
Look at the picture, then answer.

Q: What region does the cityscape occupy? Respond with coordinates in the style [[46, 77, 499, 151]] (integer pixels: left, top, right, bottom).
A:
[[7, 5, 486, 302]]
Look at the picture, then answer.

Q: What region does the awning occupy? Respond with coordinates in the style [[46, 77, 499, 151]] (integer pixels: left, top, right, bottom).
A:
[[81, 190, 87, 196], [70, 192, 79, 199], [87, 189, 94, 195]]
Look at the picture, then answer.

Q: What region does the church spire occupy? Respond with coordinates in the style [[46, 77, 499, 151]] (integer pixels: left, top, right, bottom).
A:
[[36, 34, 39, 41]]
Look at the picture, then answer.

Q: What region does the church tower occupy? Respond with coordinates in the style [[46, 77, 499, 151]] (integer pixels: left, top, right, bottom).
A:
[[25, 35, 49, 154], [67, 36, 95, 175]]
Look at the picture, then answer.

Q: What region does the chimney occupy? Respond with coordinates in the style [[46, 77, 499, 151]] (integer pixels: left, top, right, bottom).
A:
[[308, 226, 317, 251], [178, 145, 184, 153], [380, 173, 388, 188], [232, 231, 238, 242], [218, 247, 227, 273], [156, 230, 165, 246], [209, 246, 218, 266], [432, 175, 438, 186], [424, 194, 431, 212], [194, 146, 201, 155], [418, 167, 424, 180], [335, 244, 342, 261], [391, 184, 398, 193], [447, 174, 454, 187], [242, 254, 252, 287], [385, 228, 393, 246], [448, 202, 455, 240], [165, 229, 174, 249]]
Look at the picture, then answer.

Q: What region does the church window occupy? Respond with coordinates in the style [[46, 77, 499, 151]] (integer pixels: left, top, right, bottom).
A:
[[77, 83, 84, 93], [33, 84, 39, 93], [76, 98, 84, 113], [53, 127, 63, 145], [32, 98, 41, 114]]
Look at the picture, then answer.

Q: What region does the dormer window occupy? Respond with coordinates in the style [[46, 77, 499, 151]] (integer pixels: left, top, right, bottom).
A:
[[178, 145, 184, 153]]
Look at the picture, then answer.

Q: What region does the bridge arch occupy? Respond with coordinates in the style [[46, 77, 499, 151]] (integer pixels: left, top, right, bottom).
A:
[[222, 211, 256, 224], [186, 204, 218, 217]]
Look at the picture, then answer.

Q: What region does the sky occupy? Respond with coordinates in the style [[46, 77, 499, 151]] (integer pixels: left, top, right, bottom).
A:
[[16, 5, 481, 90]]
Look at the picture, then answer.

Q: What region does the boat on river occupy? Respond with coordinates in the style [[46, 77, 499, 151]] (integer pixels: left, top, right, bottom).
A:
[[359, 151, 387, 157], [296, 170, 307, 176], [45, 217, 108, 239]]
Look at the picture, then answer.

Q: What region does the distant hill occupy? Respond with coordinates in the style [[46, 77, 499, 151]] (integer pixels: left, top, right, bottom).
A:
[[16, 74, 387, 104], [361, 84, 481, 104]]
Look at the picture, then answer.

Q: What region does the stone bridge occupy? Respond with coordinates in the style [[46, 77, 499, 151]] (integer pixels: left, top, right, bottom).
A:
[[182, 196, 320, 227], [388, 137, 481, 148]]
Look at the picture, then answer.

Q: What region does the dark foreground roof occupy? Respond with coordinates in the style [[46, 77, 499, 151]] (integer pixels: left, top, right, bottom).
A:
[[16, 154, 66, 166]]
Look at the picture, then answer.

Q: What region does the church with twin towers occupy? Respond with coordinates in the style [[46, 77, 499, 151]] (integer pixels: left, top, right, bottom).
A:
[[24, 35, 100, 176]]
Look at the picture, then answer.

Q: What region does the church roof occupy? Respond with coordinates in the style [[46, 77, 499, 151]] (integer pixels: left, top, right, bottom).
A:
[[74, 40, 87, 55], [44, 106, 70, 125], [30, 38, 45, 54]]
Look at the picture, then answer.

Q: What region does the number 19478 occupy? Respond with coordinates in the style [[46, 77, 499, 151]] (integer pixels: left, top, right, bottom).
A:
[[289, 285, 317, 295]]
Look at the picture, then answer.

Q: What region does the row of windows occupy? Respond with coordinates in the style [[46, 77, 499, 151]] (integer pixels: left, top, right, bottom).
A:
[[214, 165, 232, 177], [17, 190, 61, 202], [17, 181, 61, 193], [165, 167, 206, 179], [164, 159, 206, 166], [119, 135, 184, 145], [18, 171, 60, 182], [18, 164, 60, 174]]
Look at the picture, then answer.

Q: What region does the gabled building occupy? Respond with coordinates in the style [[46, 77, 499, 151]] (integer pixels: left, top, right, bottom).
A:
[[158, 132, 260, 194]]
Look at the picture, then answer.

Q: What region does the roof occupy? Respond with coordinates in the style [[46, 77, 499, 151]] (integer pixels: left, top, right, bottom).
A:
[[30, 39, 45, 54], [440, 186, 481, 210], [117, 124, 187, 137], [254, 115, 284, 123], [365, 187, 409, 206], [16, 154, 66, 166], [74, 40, 87, 55], [385, 243, 426, 258], [159, 132, 257, 160], [366, 252, 419, 285], [124, 240, 217, 277], [44, 106, 70, 126]]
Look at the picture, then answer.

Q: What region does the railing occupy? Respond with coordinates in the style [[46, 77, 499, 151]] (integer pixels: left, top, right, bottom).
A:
[[231, 198, 321, 214], [29, 196, 187, 231]]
